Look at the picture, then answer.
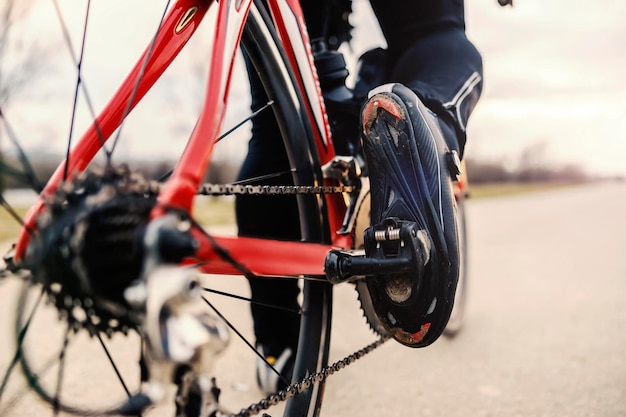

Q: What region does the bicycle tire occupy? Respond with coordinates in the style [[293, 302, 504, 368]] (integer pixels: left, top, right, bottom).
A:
[[443, 197, 468, 337], [9, 2, 333, 416], [240, 3, 333, 416]]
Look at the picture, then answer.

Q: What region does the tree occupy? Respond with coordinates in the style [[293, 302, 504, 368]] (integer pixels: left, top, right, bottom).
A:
[[0, 0, 41, 105], [0, 0, 41, 192]]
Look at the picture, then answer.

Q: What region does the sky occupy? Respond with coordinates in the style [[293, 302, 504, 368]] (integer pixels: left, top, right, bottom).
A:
[[4, 0, 626, 176], [462, 0, 626, 176]]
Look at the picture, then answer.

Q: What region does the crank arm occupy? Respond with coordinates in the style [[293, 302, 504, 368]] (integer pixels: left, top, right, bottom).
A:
[[325, 249, 411, 283]]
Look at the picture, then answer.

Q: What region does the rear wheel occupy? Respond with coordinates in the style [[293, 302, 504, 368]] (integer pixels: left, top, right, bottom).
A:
[[2, 2, 332, 416]]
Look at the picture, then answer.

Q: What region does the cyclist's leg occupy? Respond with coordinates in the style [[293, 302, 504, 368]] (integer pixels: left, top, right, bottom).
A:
[[236, 54, 301, 392], [236, 0, 354, 392], [369, 0, 483, 155], [300, 0, 353, 49]]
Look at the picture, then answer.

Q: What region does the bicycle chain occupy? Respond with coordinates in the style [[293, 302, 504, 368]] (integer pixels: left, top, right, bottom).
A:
[[3, 177, 366, 415], [231, 336, 390, 417], [197, 183, 354, 196], [0, 175, 374, 415], [192, 180, 378, 417]]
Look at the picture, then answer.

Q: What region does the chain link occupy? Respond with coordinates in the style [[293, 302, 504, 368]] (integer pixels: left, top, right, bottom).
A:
[[231, 336, 389, 417], [198, 183, 354, 196], [145, 182, 354, 197]]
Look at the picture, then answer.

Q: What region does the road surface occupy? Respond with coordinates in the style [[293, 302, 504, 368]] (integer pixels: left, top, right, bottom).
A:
[[1, 182, 625, 416]]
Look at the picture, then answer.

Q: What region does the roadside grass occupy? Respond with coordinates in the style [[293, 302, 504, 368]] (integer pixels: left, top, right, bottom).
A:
[[0, 206, 28, 243], [0, 182, 585, 242], [467, 181, 585, 199], [0, 198, 236, 243], [192, 196, 236, 227]]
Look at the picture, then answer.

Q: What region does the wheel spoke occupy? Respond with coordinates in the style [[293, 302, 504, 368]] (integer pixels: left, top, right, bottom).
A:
[[0, 158, 31, 184], [201, 296, 290, 387], [95, 333, 133, 399], [156, 100, 278, 183], [0, 287, 44, 400], [52, 0, 109, 157], [160, 167, 294, 188], [57, 0, 94, 181], [217, 100, 274, 142], [0, 106, 41, 192], [202, 287, 302, 314], [0, 193, 34, 236], [196, 226, 257, 280], [109, 0, 172, 157], [231, 168, 295, 185], [52, 324, 71, 415]]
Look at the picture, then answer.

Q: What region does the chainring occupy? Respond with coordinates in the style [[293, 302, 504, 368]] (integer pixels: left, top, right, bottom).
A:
[[350, 189, 389, 338]]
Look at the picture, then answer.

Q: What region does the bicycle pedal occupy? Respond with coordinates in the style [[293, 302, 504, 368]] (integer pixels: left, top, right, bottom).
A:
[[325, 218, 429, 284], [365, 217, 431, 265]]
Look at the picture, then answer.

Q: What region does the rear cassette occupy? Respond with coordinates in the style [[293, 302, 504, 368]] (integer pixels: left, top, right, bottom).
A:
[[27, 165, 156, 336]]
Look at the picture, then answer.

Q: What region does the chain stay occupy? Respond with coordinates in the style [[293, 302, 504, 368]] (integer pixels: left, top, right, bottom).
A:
[[232, 336, 389, 417], [195, 179, 363, 416], [152, 178, 372, 417], [0, 175, 362, 414]]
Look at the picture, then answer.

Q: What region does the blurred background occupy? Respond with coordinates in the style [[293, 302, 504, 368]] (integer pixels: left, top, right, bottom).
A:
[[0, 1, 625, 416], [1, 0, 625, 190]]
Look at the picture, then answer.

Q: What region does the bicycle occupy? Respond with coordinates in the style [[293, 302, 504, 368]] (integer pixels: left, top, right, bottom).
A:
[[0, 1, 469, 416]]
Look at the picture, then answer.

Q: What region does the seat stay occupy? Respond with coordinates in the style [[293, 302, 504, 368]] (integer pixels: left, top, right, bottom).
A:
[[14, 0, 214, 261]]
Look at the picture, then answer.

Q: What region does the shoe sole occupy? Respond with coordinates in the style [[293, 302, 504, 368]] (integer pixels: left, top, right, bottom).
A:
[[360, 84, 458, 347]]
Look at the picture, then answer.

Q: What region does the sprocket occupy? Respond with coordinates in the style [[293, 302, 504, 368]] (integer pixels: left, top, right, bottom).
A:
[[27, 165, 156, 336], [351, 189, 389, 338]]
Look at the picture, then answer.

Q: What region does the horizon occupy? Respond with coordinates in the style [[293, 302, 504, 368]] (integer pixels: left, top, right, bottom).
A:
[[3, 0, 626, 177]]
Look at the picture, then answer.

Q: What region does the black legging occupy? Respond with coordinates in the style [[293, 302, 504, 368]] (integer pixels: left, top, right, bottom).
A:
[[237, 0, 483, 350]]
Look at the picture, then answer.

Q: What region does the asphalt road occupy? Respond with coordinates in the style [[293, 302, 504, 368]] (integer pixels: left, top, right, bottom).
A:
[[1, 182, 625, 416]]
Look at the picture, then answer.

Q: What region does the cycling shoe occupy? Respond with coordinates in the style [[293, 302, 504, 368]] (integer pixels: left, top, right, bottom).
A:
[[360, 83, 460, 347]]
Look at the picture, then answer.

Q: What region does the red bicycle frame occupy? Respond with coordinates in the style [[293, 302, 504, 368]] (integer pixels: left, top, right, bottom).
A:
[[14, 0, 351, 277]]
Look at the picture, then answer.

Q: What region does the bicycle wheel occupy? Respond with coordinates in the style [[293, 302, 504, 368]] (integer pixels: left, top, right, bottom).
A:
[[1, 1, 332, 416], [239, 3, 333, 416]]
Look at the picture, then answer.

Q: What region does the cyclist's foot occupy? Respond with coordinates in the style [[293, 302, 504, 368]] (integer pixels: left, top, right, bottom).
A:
[[255, 343, 295, 395], [361, 83, 460, 348]]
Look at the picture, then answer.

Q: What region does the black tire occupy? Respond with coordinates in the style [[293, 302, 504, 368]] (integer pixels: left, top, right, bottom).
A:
[[443, 197, 468, 337], [241, 3, 333, 416], [11, 2, 333, 416]]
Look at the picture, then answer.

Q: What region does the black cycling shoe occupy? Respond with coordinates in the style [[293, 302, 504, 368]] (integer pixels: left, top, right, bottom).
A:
[[360, 83, 460, 348]]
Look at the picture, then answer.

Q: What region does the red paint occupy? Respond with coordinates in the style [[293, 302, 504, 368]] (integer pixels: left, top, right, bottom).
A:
[[15, 0, 213, 261], [13, 0, 352, 280], [411, 323, 431, 343], [190, 230, 331, 276]]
